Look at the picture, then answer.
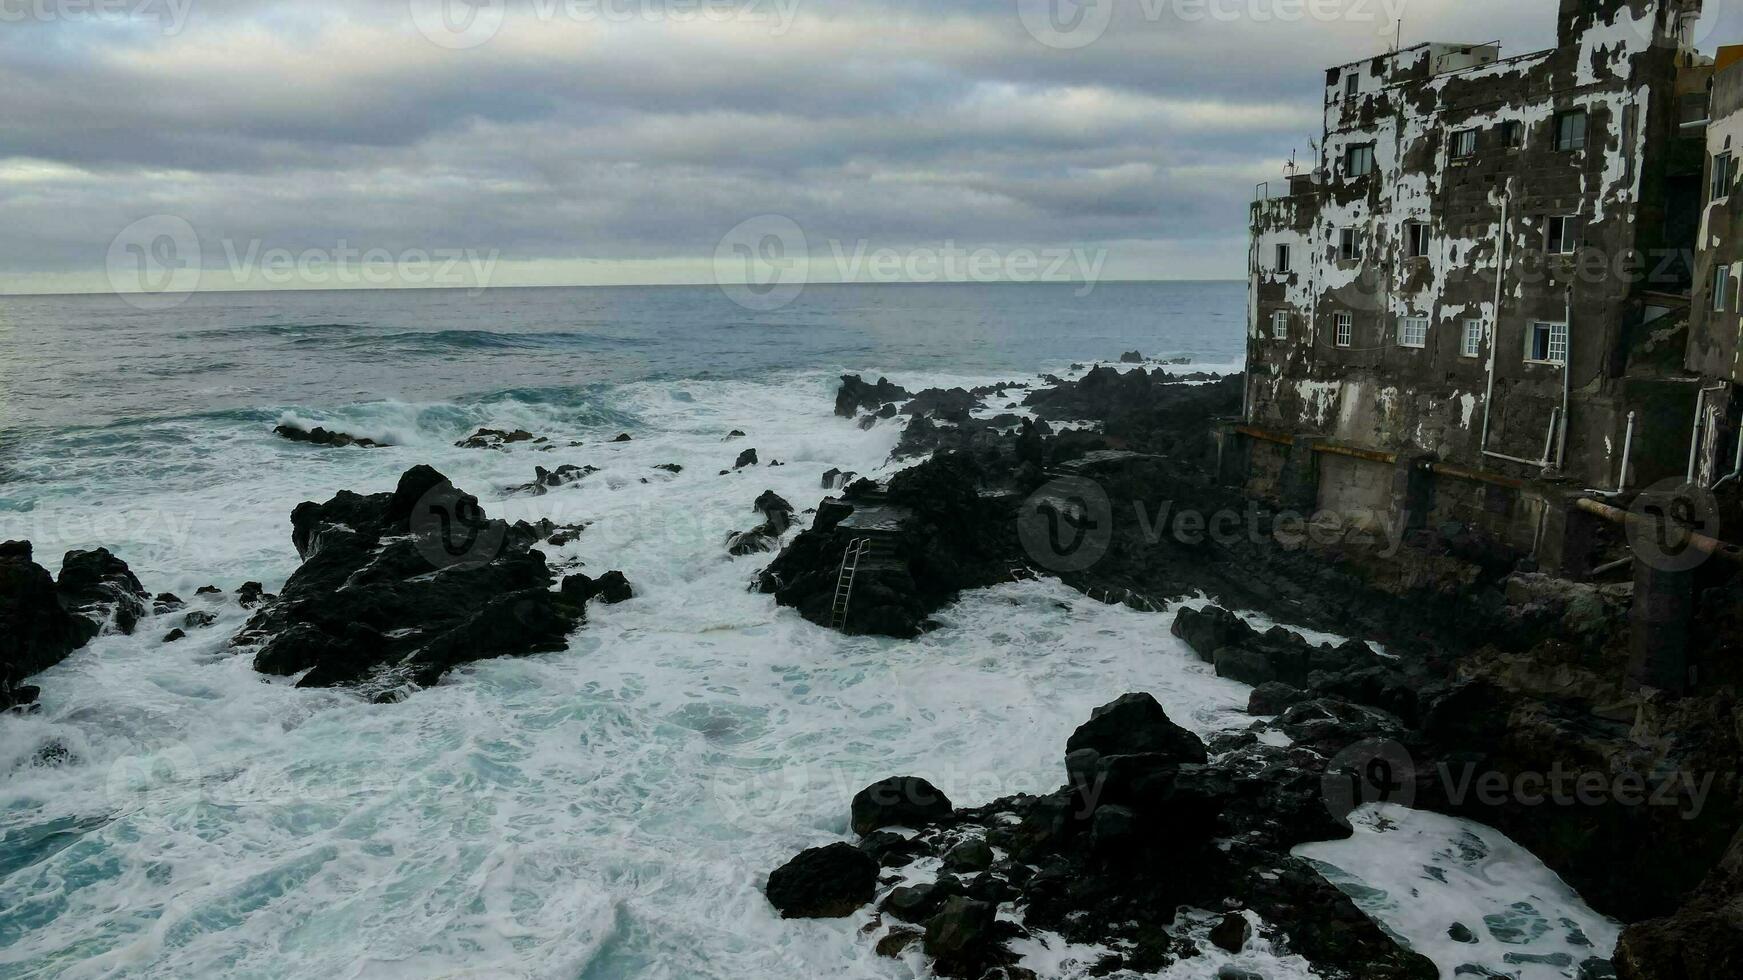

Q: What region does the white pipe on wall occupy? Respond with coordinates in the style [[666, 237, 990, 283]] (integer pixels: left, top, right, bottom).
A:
[[1557, 288, 1571, 470], [1480, 190, 1509, 455]]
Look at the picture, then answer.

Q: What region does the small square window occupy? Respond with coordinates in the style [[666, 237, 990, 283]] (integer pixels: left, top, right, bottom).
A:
[[1405, 223, 1430, 258], [1713, 152, 1734, 202], [1275, 243, 1292, 273], [1339, 228, 1364, 261], [1271, 310, 1289, 339], [1714, 265, 1730, 313], [1451, 129, 1478, 159], [1397, 315, 1429, 348], [1555, 110, 1587, 151], [1546, 215, 1582, 255], [1345, 72, 1360, 98], [1335, 312, 1353, 348], [1527, 321, 1568, 364], [1461, 319, 1484, 358], [1501, 121, 1524, 148], [1345, 144, 1375, 179]]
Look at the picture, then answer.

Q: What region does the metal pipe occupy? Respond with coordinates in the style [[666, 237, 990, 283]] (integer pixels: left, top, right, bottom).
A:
[[1589, 555, 1634, 577], [1557, 288, 1571, 469], [1574, 497, 1743, 565], [1688, 385, 1721, 484], [1542, 407, 1560, 466], [1426, 459, 1529, 491], [1715, 419, 1743, 489], [1312, 442, 1399, 465], [1234, 424, 1294, 446], [1484, 448, 1549, 467], [1480, 189, 1509, 456], [1618, 411, 1636, 493]]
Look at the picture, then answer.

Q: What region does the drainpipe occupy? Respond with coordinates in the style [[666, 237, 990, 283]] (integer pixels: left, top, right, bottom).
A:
[[1714, 428, 1743, 489], [1618, 411, 1636, 492], [1557, 287, 1571, 470], [1688, 385, 1717, 484], [1479, 190, 1509, 456]]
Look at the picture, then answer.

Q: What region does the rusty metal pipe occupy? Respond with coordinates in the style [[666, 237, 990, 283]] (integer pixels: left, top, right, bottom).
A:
[[1311, 442, 1398, 465], [1234, 424, 1294, 446], [1425, 460, 1529, 491], [1573, 497, 1743, 565]]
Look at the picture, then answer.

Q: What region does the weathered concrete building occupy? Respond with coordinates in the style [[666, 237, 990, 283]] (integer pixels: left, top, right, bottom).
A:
[[1245, 0, 1712, 523], [1686, 47, 1743, 484]]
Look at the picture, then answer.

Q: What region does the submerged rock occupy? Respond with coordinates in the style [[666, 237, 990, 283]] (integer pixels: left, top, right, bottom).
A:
[[275, 422, 386, 448], [455, 427, 542, 450], [233, 465, 609, 692], [508, 463, 599, 496]]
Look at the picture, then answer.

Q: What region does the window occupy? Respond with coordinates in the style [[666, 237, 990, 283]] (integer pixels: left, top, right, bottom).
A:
[[1527, 321, 1568, 364], [1275, 243, 1292, 273], [1345, 71, 1360, 98], [1555, 110, 1587, 151], [1405, 222, 1430, 258], [1713, 152, 1734, 202], [1339, 227, 1364, 261], [1501, 121, 1524, 148], [1451, 129, 1478, 159], [1462, 319, 1484, 357], [1345, 144, 1375, 179], [1397, 315, 1429, 348], [1271, 310, 1289, 339], [1714, 265, 1730, 313], [1335, 312, 1353, 348], [1546, 215, 1582, 255]]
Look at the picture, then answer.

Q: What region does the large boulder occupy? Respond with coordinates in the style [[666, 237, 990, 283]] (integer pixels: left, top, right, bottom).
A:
[[1171, 605, 1256, 662], [56, 548, 149, 637], [923, 896, 1004, 977], [851, 776, 954, 835], [235, 466, 611, 693], [835, 375, 910, 418], [1064, 693, 1207, 764], [2, 541, 97, 709], [1615, 827, 1743, 979], [765, 842, 878, 918]]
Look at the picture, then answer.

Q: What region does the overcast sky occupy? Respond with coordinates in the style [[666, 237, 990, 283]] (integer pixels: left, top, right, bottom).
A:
[[0, 0, 1727, 293]]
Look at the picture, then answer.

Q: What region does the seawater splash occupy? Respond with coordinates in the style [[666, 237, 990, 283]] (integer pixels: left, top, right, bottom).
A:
[[1295, 804, 1622, 979]]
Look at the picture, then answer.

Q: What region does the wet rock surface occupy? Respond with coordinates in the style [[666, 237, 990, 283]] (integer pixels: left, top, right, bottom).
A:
[[232, 465, 616, 694], [274, 422, 387, 448]]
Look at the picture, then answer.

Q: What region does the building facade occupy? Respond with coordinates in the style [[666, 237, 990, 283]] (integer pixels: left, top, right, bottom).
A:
[[1246, 0, 1711, 495]]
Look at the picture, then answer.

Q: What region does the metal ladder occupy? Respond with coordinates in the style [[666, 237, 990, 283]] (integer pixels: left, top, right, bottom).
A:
[[830, 538, 870, 630]]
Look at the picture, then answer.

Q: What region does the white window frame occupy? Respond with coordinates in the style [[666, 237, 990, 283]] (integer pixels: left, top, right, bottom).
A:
[[1335, 312, 1353, 348], [1526, 321, 1568, 365], [1405, 222, 1430, 258], [1714, 152, 1734, 202], [1345, 144, 1375, 179], [1397, 315, 1429, 349], [1461, 318, 1484, 358], [1271, 310, 1289, 339], [1275, 243, 1292, 273], [1714, 265, 1730, 313], [1555, 110, 1587, 151], [1546, 215, 1581, 255], [1451, 128, 1478, 159], [1338, 227, 1364, 261]]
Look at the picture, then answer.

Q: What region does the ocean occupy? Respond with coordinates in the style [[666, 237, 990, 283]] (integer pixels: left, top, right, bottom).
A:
[[0, 282, 1614, 978]]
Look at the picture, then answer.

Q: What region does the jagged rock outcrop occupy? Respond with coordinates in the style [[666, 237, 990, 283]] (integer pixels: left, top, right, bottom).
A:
[[726, 491, 797, 557], [2, 542, 153, 709], [274, 422, 386, 448], [55, 548, 149, 637], [835, 375, 911, 418], [233, 465, 620, 695]]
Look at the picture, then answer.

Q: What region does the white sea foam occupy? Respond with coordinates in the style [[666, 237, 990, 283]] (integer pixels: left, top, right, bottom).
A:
[[1, 370, 1611, 979]]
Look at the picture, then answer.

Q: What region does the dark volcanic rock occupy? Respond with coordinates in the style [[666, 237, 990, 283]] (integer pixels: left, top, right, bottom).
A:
[[2, 541, 97, 710], [560, 570, 633, 606], [765, 842, 878, 918], [455, 427, 541, 450], [727, 491, 798, 556], [836, 375, 911, 418], [275, 422, 386, 449], [1065, 693, 1207, 764], [851, 776, 954, 835], [509, 464, 598, 495], [923, 896, 1005, 977], [734, 448, 758, 469], [233, 466, 599, 693], [1172, 605, 1257, 661], [162, 629, 187, 644], [57, 548, 149, 636], [1120, 350, 1144, 363]]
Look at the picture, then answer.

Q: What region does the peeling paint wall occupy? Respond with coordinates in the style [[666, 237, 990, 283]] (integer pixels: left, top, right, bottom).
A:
[[1247, 0, 1706, 489]]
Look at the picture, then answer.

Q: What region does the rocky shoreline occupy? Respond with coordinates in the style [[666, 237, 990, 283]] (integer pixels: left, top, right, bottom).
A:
[[5, 358, 1739, 978]]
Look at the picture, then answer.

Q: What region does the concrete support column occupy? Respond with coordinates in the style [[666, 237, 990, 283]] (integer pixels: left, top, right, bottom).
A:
[[1628, 559, 1694, 694], [1280, 435, 1320, 513], [1211, 424, 1251, 488], [1536, 492, 1599, 579], [1390, 455, 1436, 535]]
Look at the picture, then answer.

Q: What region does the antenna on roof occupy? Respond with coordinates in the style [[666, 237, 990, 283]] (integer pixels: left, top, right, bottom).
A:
[[1393, 17, 1403, 54]]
